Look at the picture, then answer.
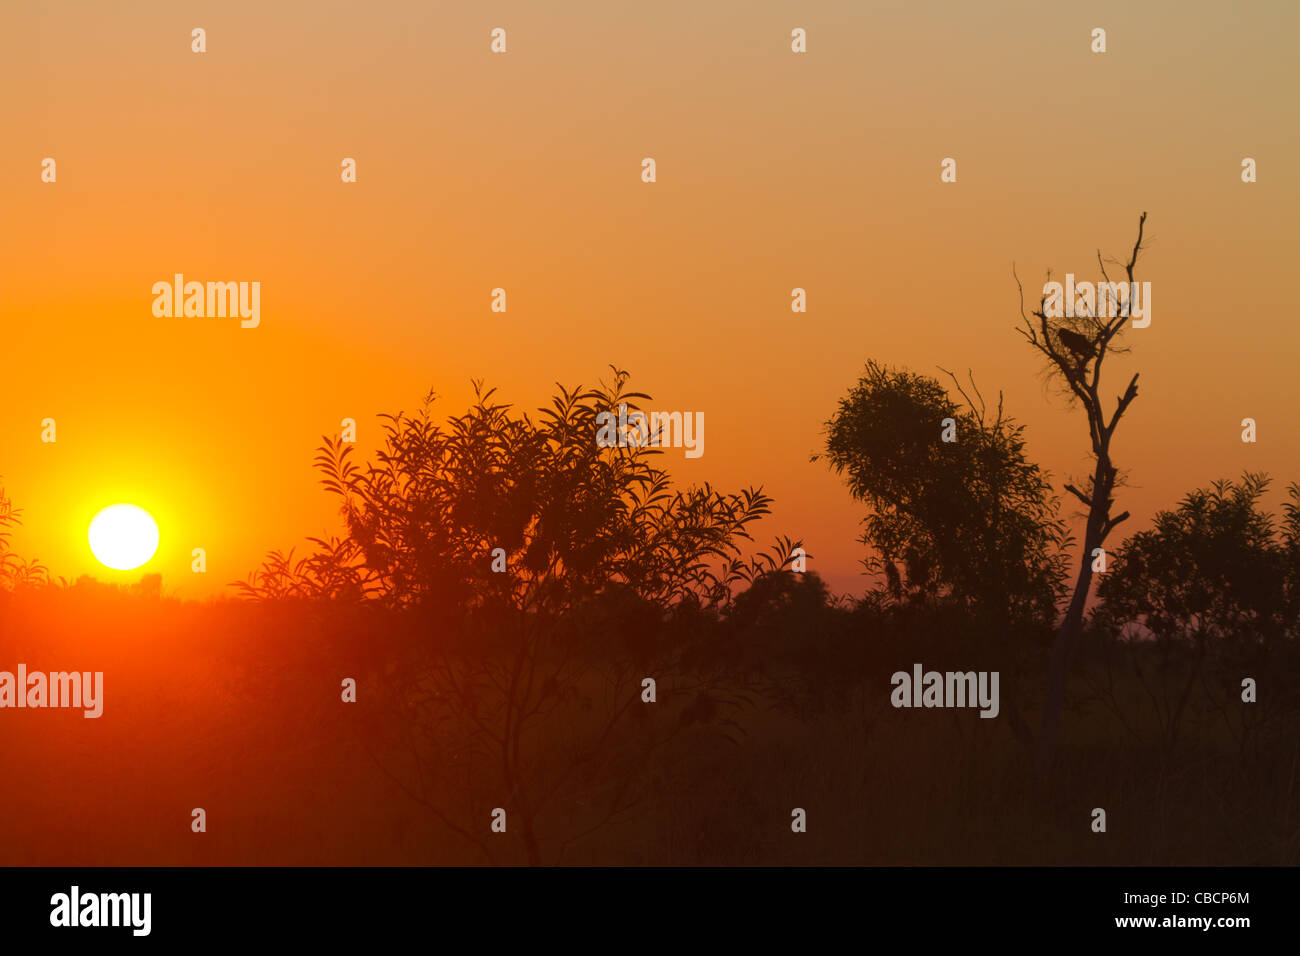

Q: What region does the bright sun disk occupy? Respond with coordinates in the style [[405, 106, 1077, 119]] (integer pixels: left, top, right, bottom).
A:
[[88, 504, 160, 571]]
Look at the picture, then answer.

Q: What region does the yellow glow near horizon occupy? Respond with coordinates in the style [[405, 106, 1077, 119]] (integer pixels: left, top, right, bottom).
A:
[[88, 504, 160, 571]]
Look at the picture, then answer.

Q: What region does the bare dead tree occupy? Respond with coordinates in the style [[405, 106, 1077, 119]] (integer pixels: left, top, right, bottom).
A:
[[1015, 211, 1148, 769]]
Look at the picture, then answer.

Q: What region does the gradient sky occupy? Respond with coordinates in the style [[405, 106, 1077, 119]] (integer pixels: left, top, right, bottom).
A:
[[2, 0, 1297, 598]]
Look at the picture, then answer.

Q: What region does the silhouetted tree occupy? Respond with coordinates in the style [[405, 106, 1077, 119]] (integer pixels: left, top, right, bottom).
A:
[[1016, 212, 1148, 767], [240, 368, 797, 864], [820, 360, 1068, 632], [1099, 473, 1294, 644], [1093, 473, 1300, 754]]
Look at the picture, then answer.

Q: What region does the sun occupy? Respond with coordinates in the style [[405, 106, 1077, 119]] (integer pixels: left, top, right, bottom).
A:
[[88, 504, 160, 571]]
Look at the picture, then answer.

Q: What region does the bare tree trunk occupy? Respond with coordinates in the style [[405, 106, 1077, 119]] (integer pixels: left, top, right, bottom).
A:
[[1018, 212, 1147, 774], [1039, 462, 1108, 768]]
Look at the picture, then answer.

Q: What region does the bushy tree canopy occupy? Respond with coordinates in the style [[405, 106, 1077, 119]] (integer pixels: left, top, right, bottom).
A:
[[821, 360, 1068, 627], [1097, 473, 1300, 644], [238, 368, 793, 613]]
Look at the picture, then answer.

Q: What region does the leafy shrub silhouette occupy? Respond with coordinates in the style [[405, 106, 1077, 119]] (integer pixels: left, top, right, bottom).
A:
[[1091, 473, 1300, 756], [0, 480, 50, 590], [237, 368, 799, 863]]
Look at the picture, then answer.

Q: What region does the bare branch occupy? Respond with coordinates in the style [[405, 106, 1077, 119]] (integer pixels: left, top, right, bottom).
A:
[[1103, 510, 1131, 537], [1063, 483, 1092, 507]]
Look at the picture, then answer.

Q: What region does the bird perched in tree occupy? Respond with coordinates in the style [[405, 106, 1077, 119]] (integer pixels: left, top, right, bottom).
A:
[[1056, 328, 1098, 369]]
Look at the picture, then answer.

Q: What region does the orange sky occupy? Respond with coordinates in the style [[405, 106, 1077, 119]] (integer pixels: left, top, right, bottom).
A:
[[2, 0, 1297, 598]]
